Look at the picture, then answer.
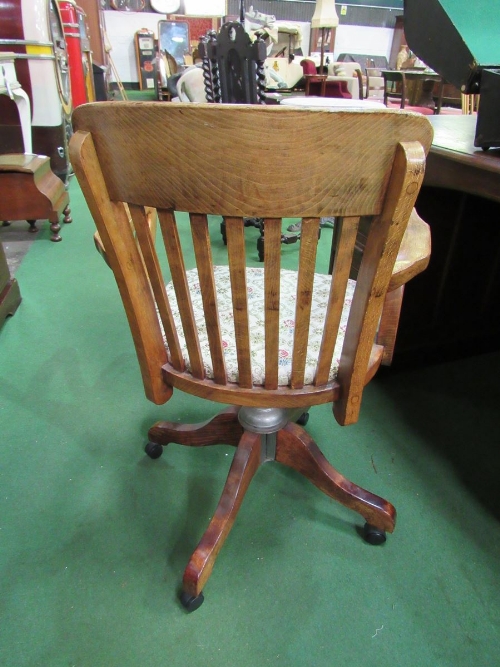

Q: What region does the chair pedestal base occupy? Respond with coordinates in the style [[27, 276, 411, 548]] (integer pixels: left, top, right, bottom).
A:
[[148, 408, 396, 609]]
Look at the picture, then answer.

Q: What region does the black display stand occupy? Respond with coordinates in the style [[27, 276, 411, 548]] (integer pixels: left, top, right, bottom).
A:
[[135, 28, 157, 91]]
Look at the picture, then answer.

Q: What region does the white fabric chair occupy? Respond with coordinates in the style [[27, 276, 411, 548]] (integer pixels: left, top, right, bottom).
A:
[[326, 61, 364, 99]]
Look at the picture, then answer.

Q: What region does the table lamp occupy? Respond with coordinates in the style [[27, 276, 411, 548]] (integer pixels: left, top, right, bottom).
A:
[[311, 0, 339, 73]]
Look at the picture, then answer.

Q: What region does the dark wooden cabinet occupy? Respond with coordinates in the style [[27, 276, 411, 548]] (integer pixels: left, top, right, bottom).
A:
[[393, 115, 500, 366]]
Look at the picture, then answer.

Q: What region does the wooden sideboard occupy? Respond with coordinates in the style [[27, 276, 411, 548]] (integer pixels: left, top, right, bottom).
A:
[[394, 114, 500, 366]]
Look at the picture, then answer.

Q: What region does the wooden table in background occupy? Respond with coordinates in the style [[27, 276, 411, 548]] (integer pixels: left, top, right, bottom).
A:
[[401, 69, 442, 107]]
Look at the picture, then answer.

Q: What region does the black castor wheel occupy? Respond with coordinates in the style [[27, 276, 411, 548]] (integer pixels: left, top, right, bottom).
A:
[[296, 412, 309, 426], [145, 441, 163, 459], [180, 590, 204, 612], [363, 522, 387, 545]]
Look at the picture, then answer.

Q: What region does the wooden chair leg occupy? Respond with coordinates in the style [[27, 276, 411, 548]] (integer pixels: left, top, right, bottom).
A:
[[182, 431, 262, 602], [275, 422, 396, 533], [150, 410, 396, 610], [148, 406, 243, 449]]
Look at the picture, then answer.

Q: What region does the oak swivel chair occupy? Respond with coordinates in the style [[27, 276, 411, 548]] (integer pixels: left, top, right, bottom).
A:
[[70, 103, 433, 612]]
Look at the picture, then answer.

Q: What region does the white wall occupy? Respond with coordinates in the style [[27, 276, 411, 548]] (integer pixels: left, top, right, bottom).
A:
[[333, 25, 394, 64], [104, 11, 163, 84]]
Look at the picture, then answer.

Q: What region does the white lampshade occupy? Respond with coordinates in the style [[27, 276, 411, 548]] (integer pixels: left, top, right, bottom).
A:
[[311, 0, 339, 29]]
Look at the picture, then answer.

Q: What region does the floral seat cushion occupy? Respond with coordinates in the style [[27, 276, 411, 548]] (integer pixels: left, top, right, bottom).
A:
[[164, 266, 355, 386]]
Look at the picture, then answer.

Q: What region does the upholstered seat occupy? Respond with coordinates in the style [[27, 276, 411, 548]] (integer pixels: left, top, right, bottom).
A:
[[165, 266, 354, 386]]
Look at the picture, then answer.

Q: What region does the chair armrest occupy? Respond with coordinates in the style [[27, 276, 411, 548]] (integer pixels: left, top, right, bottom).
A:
[[377, 209, 431, 365], [388, 208, 431, 292]]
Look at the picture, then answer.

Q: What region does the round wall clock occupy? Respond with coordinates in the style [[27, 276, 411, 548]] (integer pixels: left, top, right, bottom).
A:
[[150, 0, 181, 13]]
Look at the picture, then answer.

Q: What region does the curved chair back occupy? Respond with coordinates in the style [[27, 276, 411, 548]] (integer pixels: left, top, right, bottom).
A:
[[300, 58, 317, 76]]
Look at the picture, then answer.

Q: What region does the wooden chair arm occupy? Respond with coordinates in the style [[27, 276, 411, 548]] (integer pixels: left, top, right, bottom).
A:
[[388, 207, 431, 292], [378, 208, 431, 365]]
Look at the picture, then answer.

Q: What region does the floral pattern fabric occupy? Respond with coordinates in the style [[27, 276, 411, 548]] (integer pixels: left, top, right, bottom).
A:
[[164, 266, 355, 386]]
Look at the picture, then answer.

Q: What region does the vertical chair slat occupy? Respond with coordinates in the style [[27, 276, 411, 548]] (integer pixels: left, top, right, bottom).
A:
[[128, 203, 185, 371], [157, 209, 205, 380], [225, 216, 253, 389], [190, 213, 227, 385], [263, 218, 282, 390], [315, 216, 360, 386], [290, 217, 320, 389]]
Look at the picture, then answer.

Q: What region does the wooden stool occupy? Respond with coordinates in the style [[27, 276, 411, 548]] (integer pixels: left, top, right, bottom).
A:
[[0, 154, 71, 242], [0, 241, 21, 327]]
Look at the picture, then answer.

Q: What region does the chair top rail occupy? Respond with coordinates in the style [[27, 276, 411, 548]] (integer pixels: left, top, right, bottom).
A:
[[72, 103, 433, 220]]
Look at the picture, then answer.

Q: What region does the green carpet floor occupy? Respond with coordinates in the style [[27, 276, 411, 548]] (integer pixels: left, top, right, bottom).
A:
[[1, 177, 499, 666]]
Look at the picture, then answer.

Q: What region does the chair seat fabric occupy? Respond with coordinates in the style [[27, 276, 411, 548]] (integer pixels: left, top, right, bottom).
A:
[[164, 266, 355, 386]]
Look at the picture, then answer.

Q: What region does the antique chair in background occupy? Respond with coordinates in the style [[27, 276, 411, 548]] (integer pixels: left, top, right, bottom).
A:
[[326, 61, 365, 99], [365, 67, 385, 100], [300, 58, 352, 98], [70, 103, 432, 612], [382, 70, 405, 108], [199, 22, 300, 259]]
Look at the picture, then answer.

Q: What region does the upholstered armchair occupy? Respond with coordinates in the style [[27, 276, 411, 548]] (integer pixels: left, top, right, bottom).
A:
[[326, 61, 364, 99], [300, 59, 352, 98]]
